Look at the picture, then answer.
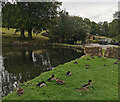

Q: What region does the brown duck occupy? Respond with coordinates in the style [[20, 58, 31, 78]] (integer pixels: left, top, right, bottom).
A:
[[86, 64, 90, 66], [17, 88, 24, 96], [77, 87, 89, 91], [56, 78, 66, 85]]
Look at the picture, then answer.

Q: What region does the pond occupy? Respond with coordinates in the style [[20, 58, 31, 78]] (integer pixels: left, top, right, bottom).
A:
[[0, 46, 84, 100]]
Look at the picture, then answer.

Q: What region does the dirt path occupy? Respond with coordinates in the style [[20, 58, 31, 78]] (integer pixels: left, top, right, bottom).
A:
[[85, 43, 119, 50]]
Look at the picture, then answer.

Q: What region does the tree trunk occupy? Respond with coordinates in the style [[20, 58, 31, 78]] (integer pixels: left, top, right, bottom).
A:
[[20, 29, 26, 39], [28, 29, 32, 40]]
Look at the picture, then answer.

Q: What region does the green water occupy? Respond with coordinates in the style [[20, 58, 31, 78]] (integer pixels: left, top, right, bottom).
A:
[[0, 46, 84, 99]]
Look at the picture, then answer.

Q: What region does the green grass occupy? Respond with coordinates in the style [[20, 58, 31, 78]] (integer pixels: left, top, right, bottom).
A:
[[2, 56, 118, 101], [1, 28, 49, 45], [53, 43, 84, 49], [102, 49, 105, 56]]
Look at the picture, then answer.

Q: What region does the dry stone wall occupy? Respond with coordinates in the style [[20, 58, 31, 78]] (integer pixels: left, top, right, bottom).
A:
[[104, 47, 120, 60], [85, 47, 120, 60], [84, 47, 102, 56]]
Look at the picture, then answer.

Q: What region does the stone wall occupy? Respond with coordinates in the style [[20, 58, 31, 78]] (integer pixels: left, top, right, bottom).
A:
[[84, 47, 102, 56], [104, 47, 120, 60]]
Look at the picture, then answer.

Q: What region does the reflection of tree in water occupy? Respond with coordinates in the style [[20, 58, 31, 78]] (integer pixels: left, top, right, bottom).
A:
[[46, 47, 84, 67], [1, 47, 84, 99]]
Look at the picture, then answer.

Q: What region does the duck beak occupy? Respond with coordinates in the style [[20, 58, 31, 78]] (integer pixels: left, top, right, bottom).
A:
[[92, 81, 93, 83]]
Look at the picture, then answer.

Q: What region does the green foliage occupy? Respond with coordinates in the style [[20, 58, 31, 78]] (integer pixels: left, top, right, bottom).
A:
[[2, 56, 118, 100], [2, 2, 62, 39], [49, 10, 90, 44], [108, 19, 119, 39]]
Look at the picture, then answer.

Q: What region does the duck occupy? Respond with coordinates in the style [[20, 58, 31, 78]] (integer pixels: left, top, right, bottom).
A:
[[36, 81, 46, 87], [66, 71, 72, 76], [86, 64, 90, 66], [104, 64, 106, 66], [86, 67, 90, 70], [82, 80, 93, 88], [87, 58, 90, 60], [76, 87, 89, 92], [56, 78, 66, 85], [47, 75, 56, 81], [114, 61, 118, 64], [98, 56, 101, 58], [91, 56, 95, 59], [74, 61, 78, 64], [17, 88, 24, 96]]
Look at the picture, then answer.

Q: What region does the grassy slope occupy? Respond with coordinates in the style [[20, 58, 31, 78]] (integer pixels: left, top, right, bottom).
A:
[[1, 28, 49, 45], [2, 56, 118, 101], [53, 43, 84, 49]]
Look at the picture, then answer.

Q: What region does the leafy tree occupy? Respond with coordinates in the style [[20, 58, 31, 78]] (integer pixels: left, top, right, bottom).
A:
[[108, 11, 120, 40], [49, 10, 90, 44], [108, 19, 118, 38], [2, 2, 62, 39]]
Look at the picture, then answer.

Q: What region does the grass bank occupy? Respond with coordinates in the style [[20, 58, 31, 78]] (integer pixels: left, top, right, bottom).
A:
[[2, 56, 118, 101], [1, 28, 49, 46], [52, 43, 84, 49]]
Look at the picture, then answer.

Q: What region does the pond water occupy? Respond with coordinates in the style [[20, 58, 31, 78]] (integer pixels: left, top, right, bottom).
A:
[[0, 46, 84, 100]]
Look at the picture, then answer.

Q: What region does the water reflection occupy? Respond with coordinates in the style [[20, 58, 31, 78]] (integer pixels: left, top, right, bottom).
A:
[[1, 46, 84, 99]]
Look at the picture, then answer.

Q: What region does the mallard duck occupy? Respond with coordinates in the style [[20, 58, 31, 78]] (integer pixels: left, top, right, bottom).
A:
[[91, 56, 95, 59], [114, 61, 118, 64], [74, 61, 78, 64], [86, 67, 90, 70], [87, 58, 90, 60], [17, 88, 24, 96], [86, 64, 90, 66], [47, 75, 56, 81], [36, 81, 46, 87], [66, 71, 72, 76], [83, 80, 93, 88], [98, 56, 101, 58], [56, 78, 66, 85], [76, 87, 89, 92]]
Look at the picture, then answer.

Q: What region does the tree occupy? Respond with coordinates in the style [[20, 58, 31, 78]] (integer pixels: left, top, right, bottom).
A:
[[108, 11, 120, 40], [49, 10, 90, 44], [108, 19, 118, 38], [2, 2, 62, 39]]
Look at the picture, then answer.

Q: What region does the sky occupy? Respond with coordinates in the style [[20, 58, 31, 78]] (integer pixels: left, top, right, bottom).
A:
[[6, 0, 119, 23], [61, 0, 119, 23]]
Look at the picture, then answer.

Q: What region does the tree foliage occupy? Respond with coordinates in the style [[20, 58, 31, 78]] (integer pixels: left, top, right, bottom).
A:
[[2, 2, 62, 39], [49, 10, 90, 44]]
